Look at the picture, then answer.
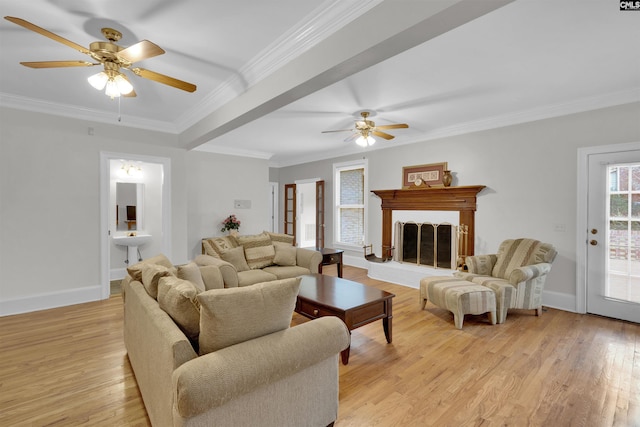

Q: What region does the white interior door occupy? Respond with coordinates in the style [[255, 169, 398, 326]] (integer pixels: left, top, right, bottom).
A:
[[586, 150, 640, 323]]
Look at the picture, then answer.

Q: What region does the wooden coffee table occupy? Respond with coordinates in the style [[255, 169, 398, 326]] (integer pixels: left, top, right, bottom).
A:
[[295, 274, 395, 364]]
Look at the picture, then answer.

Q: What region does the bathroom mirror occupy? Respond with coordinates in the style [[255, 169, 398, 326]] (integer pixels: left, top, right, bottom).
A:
[[116, 182, 144, 231]]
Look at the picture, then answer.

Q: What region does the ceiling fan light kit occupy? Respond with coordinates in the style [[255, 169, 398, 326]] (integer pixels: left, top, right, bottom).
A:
[[322, 111, 408, 147], [4, 16, 197, 100]]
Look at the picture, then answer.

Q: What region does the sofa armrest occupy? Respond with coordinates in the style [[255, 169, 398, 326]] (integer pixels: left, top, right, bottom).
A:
[[508, 262, 553, 285], [172, 316, 350, 418], [464, 254, 498, 275], [296, 248, 322, 273], [194, 254, 239, 288]]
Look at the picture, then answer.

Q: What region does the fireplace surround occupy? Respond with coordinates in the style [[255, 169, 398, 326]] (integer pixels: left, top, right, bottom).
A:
[[371, 186, 485, 260]]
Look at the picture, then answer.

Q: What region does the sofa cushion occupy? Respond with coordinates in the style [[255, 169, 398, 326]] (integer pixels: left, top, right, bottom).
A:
[[235, 232, 276, 269], [177, 262, 206, 292], [262, 265, 311, 280], [237, 269, 278, 287], [140, 263, 174, 299], [272, 243, 297, 266], [221, 246, 251, 272], [197, 277, 301, 355], [157, 276, 202, 342], [267, 231, 294, 246], [126, 253, 174, 282]]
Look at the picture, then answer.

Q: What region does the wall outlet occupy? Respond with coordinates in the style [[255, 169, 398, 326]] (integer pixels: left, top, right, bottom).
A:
[[234, 199, 251, 209], [554, 223, 566, 232]]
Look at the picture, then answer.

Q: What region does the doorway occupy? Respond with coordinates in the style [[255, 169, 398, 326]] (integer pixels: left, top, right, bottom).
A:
[[579, 142, 640, 323], [100, 152, 172, 298], [284, 179, 325, 248]]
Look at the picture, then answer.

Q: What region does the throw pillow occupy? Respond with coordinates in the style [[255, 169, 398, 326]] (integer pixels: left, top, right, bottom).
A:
[[140, 263, 173, 299], [235, 232, 276, 269], [126, 253, 174, 282], [157, 276, 201, 342], [208, 236, 238, 256], [177, 262, 206, 292], [202, 239, 221, 259], [267, 231, 294, 246], [199, 265, 225, 290], [220, 246, 250, 272], [273, 243, 297, 266], [197, 277, 301, 355]]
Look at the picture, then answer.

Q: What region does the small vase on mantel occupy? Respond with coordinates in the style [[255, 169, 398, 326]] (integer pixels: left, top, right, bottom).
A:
[[442, 170, 453, 187]]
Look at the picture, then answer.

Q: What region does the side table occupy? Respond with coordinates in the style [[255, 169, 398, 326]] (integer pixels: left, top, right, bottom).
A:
[[317, 248, 344, 278]]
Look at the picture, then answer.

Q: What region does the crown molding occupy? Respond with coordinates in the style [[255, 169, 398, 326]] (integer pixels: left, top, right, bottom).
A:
[[176, 0, 382, 132], [0, 92, 179, 133]]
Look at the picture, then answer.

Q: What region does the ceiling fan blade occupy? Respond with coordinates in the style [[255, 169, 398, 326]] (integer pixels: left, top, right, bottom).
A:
[[131, 67, 196, 92], [4, 16, 91, 55], [20, 60, 95, 68], [321, 129, 353, 133], [375, 123, 409, 130], [372, 131, 395, 140], [118, 40, 165, 64]]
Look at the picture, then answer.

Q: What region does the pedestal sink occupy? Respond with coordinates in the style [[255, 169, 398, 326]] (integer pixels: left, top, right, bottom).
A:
[[113, 234, 152, 264]]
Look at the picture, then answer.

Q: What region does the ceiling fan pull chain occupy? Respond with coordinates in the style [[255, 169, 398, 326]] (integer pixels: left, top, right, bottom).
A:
[[118, 96, 122, 122]]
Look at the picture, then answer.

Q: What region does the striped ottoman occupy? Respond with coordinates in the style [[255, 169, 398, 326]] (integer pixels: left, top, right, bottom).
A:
[[419, 277, 497, 329]]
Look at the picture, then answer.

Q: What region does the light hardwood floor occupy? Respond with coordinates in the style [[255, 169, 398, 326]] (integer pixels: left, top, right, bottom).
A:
[[1, 266, 638, 426]]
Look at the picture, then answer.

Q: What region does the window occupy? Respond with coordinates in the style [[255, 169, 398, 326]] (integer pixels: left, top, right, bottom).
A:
[[333, 159, 368, 249]]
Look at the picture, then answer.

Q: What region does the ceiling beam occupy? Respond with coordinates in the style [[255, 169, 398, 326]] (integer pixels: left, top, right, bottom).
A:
[[181, 0, 515, 151]]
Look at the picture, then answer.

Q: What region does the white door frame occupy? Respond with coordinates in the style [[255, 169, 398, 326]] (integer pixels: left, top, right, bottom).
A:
[[576, 141, 640, 314], [269, 182, 279, 232], [100, 151, 172, 299]]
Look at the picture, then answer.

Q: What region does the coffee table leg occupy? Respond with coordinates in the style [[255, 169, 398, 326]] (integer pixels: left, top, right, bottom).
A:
[[341, 346, 350, 364], [383, 300, 393, 343]]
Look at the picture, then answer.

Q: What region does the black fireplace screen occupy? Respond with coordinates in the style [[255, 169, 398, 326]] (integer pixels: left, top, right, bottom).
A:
[[398, 222, 454, 269]]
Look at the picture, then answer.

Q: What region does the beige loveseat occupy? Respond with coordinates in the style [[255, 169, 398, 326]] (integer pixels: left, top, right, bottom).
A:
[[122, 254, 350, 427], [197, 232, 322, 287]]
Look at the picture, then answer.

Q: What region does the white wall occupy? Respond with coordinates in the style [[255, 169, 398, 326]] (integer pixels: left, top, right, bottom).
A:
[[0, 108, 189, 315], [275, 103, 640, 310], [185, 151, 270, 260]]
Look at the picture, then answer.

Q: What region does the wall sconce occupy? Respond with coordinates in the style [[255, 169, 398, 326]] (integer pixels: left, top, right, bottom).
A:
[[119, 160, 143, 178]]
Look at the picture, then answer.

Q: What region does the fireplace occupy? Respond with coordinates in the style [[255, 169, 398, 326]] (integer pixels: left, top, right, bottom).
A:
[[371, 186, 485, 260], [395, 221, 457, 268]]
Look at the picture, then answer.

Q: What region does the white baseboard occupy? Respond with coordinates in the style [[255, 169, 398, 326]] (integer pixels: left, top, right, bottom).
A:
[[344, 256, 577, 313], [110, 268, 127, 281], [0, 286, 104, 317], [542, 289, 577, 313]]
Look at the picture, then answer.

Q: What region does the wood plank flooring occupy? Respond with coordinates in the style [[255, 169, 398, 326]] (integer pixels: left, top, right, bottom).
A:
[[1, 266, 638, 426]]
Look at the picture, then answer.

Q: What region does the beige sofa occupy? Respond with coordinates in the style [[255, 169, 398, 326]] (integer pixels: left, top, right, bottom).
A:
[[122, 254, 350, 427], [197, 232, 322, 287]]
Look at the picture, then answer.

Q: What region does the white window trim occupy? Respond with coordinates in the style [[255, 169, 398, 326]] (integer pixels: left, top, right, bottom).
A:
[[333, 159, 368, 251]]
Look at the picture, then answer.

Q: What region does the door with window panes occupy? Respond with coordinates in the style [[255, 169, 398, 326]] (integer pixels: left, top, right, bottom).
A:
[[587, 155, 640, 323]]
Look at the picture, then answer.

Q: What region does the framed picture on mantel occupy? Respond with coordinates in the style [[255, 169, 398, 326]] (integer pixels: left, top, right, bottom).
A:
[[402, 162, 447, 188]]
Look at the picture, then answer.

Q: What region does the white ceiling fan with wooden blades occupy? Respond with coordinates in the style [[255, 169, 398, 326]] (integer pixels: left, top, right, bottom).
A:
[[322, 111, 408, 146], [4, 16, 197, 98]]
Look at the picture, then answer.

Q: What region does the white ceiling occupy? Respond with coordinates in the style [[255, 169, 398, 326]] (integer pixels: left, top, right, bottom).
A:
[[1, 0, 639, 167]]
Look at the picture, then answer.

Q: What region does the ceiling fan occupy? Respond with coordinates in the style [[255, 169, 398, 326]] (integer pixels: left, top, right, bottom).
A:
[[4, 16, 197, 98], [321, 111, 408, 147]]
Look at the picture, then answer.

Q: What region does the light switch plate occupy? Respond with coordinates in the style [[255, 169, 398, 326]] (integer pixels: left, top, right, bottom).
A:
[[234, 199, 251, 209]]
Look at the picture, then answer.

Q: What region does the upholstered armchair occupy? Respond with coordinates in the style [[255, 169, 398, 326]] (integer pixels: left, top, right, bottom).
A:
[[454, 238, 557, 323]]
